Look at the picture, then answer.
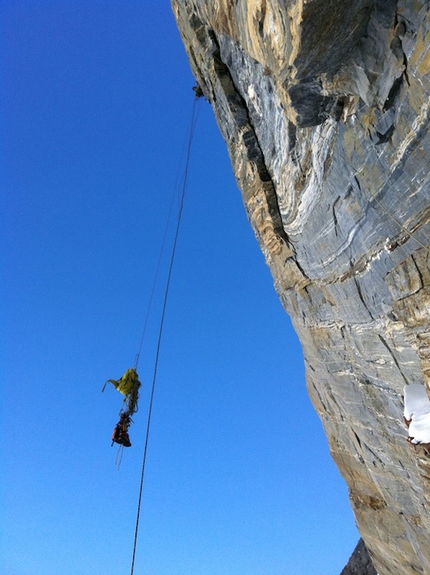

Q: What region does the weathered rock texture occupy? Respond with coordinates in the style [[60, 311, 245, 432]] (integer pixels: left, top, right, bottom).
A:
[[171, 1, 430, 573], [341, 538, 378, 575]]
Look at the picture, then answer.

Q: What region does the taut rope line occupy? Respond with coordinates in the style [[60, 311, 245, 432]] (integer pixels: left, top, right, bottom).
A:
[[133, 99, 201, 370], [129, 96, 201, 575]]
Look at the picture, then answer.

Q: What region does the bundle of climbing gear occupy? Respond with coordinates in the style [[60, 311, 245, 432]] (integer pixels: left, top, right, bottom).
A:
[[192, 83, 204, 98], [103, 367, 141, 448], [111, 412, 132, 447]]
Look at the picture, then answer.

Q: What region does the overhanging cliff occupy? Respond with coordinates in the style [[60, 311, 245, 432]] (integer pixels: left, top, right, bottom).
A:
[[171, 1, 430, 573]]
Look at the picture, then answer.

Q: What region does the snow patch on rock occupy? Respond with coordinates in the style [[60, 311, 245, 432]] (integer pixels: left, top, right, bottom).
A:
[[404, 384, 430, 444]]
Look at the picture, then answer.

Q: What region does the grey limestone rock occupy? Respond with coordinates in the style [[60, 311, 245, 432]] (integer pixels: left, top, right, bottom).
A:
[[171, 1, 430, 573], [341, 538, 378, 575]]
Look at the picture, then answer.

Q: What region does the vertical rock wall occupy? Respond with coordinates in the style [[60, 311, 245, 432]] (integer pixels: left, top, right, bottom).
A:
[[171, 1, 430, 573]]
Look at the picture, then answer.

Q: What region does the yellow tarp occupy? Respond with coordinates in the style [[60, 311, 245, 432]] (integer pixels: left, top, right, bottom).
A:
[[108, 368, 140, 396]]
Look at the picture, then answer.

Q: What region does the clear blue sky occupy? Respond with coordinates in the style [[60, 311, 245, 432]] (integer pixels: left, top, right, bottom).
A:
[[2, 2, 359, 574]]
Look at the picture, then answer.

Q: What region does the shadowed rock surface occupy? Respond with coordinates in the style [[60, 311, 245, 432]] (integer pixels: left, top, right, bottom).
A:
[[171, 1, 430, 573], [341, 539, 378, 575]]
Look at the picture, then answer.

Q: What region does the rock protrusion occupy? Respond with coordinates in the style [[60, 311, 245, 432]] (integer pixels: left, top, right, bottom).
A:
[[340, 538, 377, 575]]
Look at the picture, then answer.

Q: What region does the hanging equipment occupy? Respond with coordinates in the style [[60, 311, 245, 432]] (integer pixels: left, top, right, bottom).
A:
[[101, 94, 200, 458], [103, 368, 141, 447]]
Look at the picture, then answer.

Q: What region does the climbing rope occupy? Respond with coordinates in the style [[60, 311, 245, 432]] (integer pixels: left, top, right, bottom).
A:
[[129, 95, 201, 575], [132, 187, 178, 372], [133, 124, 192, 371], [132, 89, 203, 372]]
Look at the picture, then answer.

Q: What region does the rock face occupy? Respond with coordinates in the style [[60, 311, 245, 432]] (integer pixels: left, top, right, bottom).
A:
[[341, 539, 378, 575], [171, 1, 430, 573]]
